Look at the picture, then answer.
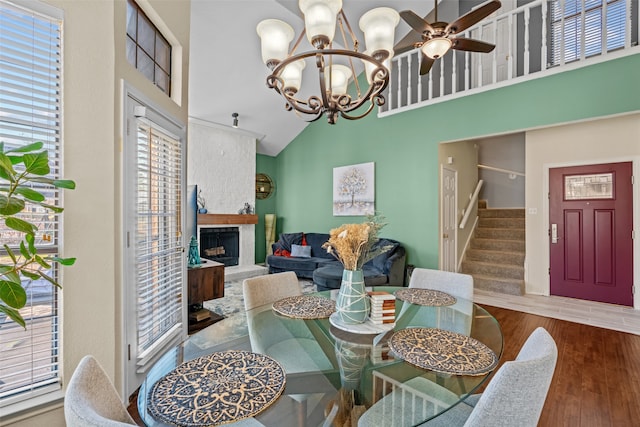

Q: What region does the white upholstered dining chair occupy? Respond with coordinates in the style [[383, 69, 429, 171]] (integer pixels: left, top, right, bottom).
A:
[[420, 327, 558, 427], [243, 272, 334, 426], [64, 355, 137, 426], [243, 271, 302, 310], [243, 272, 333, 373], [409, 268, 474, 300], [396, 268, 474, 335]]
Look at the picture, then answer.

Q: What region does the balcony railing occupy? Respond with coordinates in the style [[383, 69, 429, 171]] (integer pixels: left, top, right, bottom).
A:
[[380, 0, 639, 116]]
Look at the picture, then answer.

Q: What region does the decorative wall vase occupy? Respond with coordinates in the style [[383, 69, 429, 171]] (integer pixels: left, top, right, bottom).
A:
[[336, 269, 370, 324], [265, 214, 276, 256]]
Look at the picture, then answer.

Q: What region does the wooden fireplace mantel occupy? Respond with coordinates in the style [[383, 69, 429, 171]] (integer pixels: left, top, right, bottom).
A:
[[198, 213, 258, 225]]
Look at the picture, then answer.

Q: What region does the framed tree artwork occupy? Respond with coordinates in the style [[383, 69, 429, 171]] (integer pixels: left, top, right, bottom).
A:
[[333, 162, 375, 216]]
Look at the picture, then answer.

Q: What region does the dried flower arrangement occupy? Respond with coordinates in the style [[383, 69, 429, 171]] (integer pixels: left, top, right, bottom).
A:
[[322, 214, 393, 271]]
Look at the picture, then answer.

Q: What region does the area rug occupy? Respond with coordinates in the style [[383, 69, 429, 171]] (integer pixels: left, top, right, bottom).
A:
[[203, 278, 317, 318]]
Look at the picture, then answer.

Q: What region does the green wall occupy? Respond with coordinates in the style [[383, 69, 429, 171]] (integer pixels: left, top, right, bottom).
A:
[[255, 154, 278, 263], [271, 53, 640, 268]]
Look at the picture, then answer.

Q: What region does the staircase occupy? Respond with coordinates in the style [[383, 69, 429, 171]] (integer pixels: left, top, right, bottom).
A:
[[461, 200, 525, 295]]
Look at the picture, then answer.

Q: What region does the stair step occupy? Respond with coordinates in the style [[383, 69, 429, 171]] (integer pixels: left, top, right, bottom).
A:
[[473, 275, 525, 296], [471, 238, 525, 252], [475, 228, 525, 241], [478, 217, 525, 229], [461, 260, 524, 280], [479, 208, 525, 218], [465, 249, 525, 265]]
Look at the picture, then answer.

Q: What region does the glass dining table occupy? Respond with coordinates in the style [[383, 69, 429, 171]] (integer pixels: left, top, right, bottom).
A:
[[137, 286, 503, 427]]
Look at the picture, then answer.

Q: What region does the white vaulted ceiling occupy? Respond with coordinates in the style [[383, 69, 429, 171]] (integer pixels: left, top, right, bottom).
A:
[[188, 0, 435, 156]]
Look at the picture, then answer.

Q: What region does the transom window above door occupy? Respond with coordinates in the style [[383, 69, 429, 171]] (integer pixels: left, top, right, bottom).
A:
[[126, 0, 171, 95]]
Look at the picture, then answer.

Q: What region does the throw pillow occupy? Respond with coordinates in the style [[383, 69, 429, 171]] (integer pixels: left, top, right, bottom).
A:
[[291, 244, 311, 258]]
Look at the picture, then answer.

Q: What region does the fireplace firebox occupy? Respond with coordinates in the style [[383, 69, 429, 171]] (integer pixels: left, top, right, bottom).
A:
[[199, 227, 239, 266]]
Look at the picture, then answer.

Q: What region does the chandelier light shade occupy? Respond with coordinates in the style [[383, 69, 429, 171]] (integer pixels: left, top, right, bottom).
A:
[[324, 64, 352, 96], [421, 37, 453, 59], [299, 0, 342, 47], [358, 7, 400, 58], [257, 1, 400, 124], [281, 59, 306, 94], [256, 19, 295, 67]]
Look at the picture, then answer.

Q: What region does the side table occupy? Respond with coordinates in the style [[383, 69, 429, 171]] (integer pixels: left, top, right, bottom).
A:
[[187, 260, 224, 334]]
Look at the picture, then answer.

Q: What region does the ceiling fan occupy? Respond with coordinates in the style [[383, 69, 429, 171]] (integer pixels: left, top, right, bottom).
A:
[[395, 0, 502, 75]]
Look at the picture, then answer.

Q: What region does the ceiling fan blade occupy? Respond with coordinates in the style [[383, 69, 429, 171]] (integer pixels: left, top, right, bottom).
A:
[[394, 8, 438, 54], [451, 37, 496, 53], [400, 10, 435, 34], [445, 0, 502, 34], [420, 54, 436, 75]]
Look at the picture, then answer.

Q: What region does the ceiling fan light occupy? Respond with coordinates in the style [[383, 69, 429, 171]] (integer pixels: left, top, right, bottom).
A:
[[299, 0, 343, 48], [324, 64, 352, 96], [257, 19, 295, 67], [359, 7, 400, 58], [281, 59, 306, 94], [362, 50, 392, 84], [421, 37, 452, 59]]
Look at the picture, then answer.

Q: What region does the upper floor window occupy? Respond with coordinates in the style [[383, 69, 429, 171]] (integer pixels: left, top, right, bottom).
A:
[[550, 0, 627, 66], [126, 0, 171, 95]]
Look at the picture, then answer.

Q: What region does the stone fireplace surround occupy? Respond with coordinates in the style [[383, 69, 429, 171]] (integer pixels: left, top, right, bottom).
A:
[[188, 118, 268, 281]]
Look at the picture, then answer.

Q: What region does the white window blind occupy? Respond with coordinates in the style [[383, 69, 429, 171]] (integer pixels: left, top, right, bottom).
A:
[[0, 0, 63, 405], [133, 120, 183, 361], [550, 0, 627, 66]]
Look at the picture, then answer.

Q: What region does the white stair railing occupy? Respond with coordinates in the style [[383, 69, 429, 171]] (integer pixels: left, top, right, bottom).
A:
[[380, 0, 639, 116], [460, 180, 483, 229]]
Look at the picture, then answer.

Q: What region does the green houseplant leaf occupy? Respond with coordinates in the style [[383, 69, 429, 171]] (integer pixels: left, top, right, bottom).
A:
[[0, 141, 75, 328], [0, 279, 27, 308], [0, 305, 26, 328], [22, 151, 50, 176], [0, 194, 25, 215], [14, 187, 46, 202], [5, 141, 43, 153], [53, 179, 76, 190], [5, 217, 37, 234]]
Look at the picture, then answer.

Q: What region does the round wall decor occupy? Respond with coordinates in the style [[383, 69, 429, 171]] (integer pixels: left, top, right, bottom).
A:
[[256, 173, 274, 199]]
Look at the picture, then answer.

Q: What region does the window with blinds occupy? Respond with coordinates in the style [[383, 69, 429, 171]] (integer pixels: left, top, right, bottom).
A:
[[132, 120, 183, 364], [550, 0, 627, 66], [0, 0, 64, 404]]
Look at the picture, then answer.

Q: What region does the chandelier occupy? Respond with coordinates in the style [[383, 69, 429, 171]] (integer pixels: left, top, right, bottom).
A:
[[256, 0, 400, 124]]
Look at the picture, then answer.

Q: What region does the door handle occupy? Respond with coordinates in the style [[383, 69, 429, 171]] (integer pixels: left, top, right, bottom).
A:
[[551, 224, 558, 244]]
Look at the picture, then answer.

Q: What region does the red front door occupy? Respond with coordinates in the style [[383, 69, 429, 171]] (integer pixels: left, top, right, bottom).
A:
[[549, 162, 633, 306]]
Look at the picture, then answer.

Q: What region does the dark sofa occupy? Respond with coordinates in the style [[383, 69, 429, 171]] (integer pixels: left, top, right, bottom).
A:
[[266, 232, 406, 291]]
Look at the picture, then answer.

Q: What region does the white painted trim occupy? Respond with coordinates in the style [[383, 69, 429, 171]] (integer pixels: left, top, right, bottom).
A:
[[120, 81, 188, 398]]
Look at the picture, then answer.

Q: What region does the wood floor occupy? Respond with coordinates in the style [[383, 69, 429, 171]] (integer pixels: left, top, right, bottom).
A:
[[129, 305, 640, 426], [482, 305, 640, 427]]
